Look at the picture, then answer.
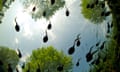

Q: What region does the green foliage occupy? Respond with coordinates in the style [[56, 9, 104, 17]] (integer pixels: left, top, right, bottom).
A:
[[0, 46, 19, 72], [23, 0, 65, 20], [81, 0, 105, 24], [0, 0, 2, 11], [23, 46, 73, 72], [90, 39, 117, 72]]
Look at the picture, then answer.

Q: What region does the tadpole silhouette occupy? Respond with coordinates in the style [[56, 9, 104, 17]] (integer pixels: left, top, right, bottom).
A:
[[111, 21, 113, 28], [101, 11, 105, 16], [107, 22, 111, 33], [43, 30, 48, 43], [90, 3, 94, 8], [32, 6, 36, 12], [36, 64, 41, 72], [86, 46, 97, 62], [95, 0, 98, 5], [47, 21, 52, 30], [75, 34, 81, 47], [0, 21, 2, 24], [105, 11, 111, 16], [51, 0, 55, 5], [76, 58, 80, 67], [8, 64, 13, 72], [103, 55, 107, 62], [16, 67, 19, 72], [66, 8, 70, 16], [68, 45, 75, 55], [0, 60, 3, 65], [27, 64, 30, 72], [57, 65, 63, 71], [87, 4, 90, 8], [101, 3, 105, 8], [22, 62, 25, 69], [15, 18, 20, 32], [94, 55, 101, 65], [27, 69, 30, 72], [43, 10, 46, 17], [68, 34, 81, 55], [16, 48, 22, 58], [76, 40, 80, 47], [96, 41, 101, 47], [99, 41, 106, 50]]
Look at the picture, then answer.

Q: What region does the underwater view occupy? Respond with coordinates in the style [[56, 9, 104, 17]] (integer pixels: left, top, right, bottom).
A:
[[0, 0, 120, 72]]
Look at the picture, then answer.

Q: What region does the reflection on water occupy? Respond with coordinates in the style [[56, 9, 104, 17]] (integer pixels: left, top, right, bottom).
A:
[[0, 0, 119, 72]]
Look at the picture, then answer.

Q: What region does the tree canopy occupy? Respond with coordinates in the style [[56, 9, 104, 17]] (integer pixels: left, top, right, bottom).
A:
[[0, 46, 19, 72], [81, 0, 106, 24], [0, 0, 2, 11], [22, 0, 65, 20], [23, 46, 73, 72]]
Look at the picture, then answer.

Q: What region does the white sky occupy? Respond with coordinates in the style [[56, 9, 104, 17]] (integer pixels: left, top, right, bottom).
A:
[[0, 0, 112, 72]]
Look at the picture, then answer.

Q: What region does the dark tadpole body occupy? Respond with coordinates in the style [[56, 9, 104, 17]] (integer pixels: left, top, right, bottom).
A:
[[87, 4, 90, 8], [75, 34, 81, 47], [96, 41, 100, 47], [43, 10, 46, 17], [0, 21, 2, 24], [90, 4, 94, 8], [47, 22, 52, 30], [103, 55, 107, 62], [76, 58, 80, 67], [99, 41, 106, 50], [101, 11, 105, 16], [76, 40, 80, 47], [86, 52, 92, 62], [66, 9, 70, 16], [107, 22, 111, 33], [95, 55, 100, 65], [32, 6, 36, 12], [16, 67, 19, 72], [16, 48, 22, 58], [15, 24, 20, 32], [36, 68, 41, 72], [68, 45, 75, 55], [43, 31, 48, 43], [86, 46, 97, 62], [22, 62, 25, 69], [111, 21, 113, 28], [91, 59, 96, 65], [105, 11, 111, 16], [15, 18, 20, 32], [107, 28, 110, 33], [101, 3, 105, 8], [36, 64, 41, 72], [27, 69, 30, 72], [57, 65, 63, 71], [0, 60, 3, 66], [51, 0, 55, 5], [8, 64, 13, 72], [95, 0, 98, 5]]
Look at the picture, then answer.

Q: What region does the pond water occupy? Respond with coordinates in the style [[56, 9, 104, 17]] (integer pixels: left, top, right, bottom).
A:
[[0, 0, 114, 72]]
